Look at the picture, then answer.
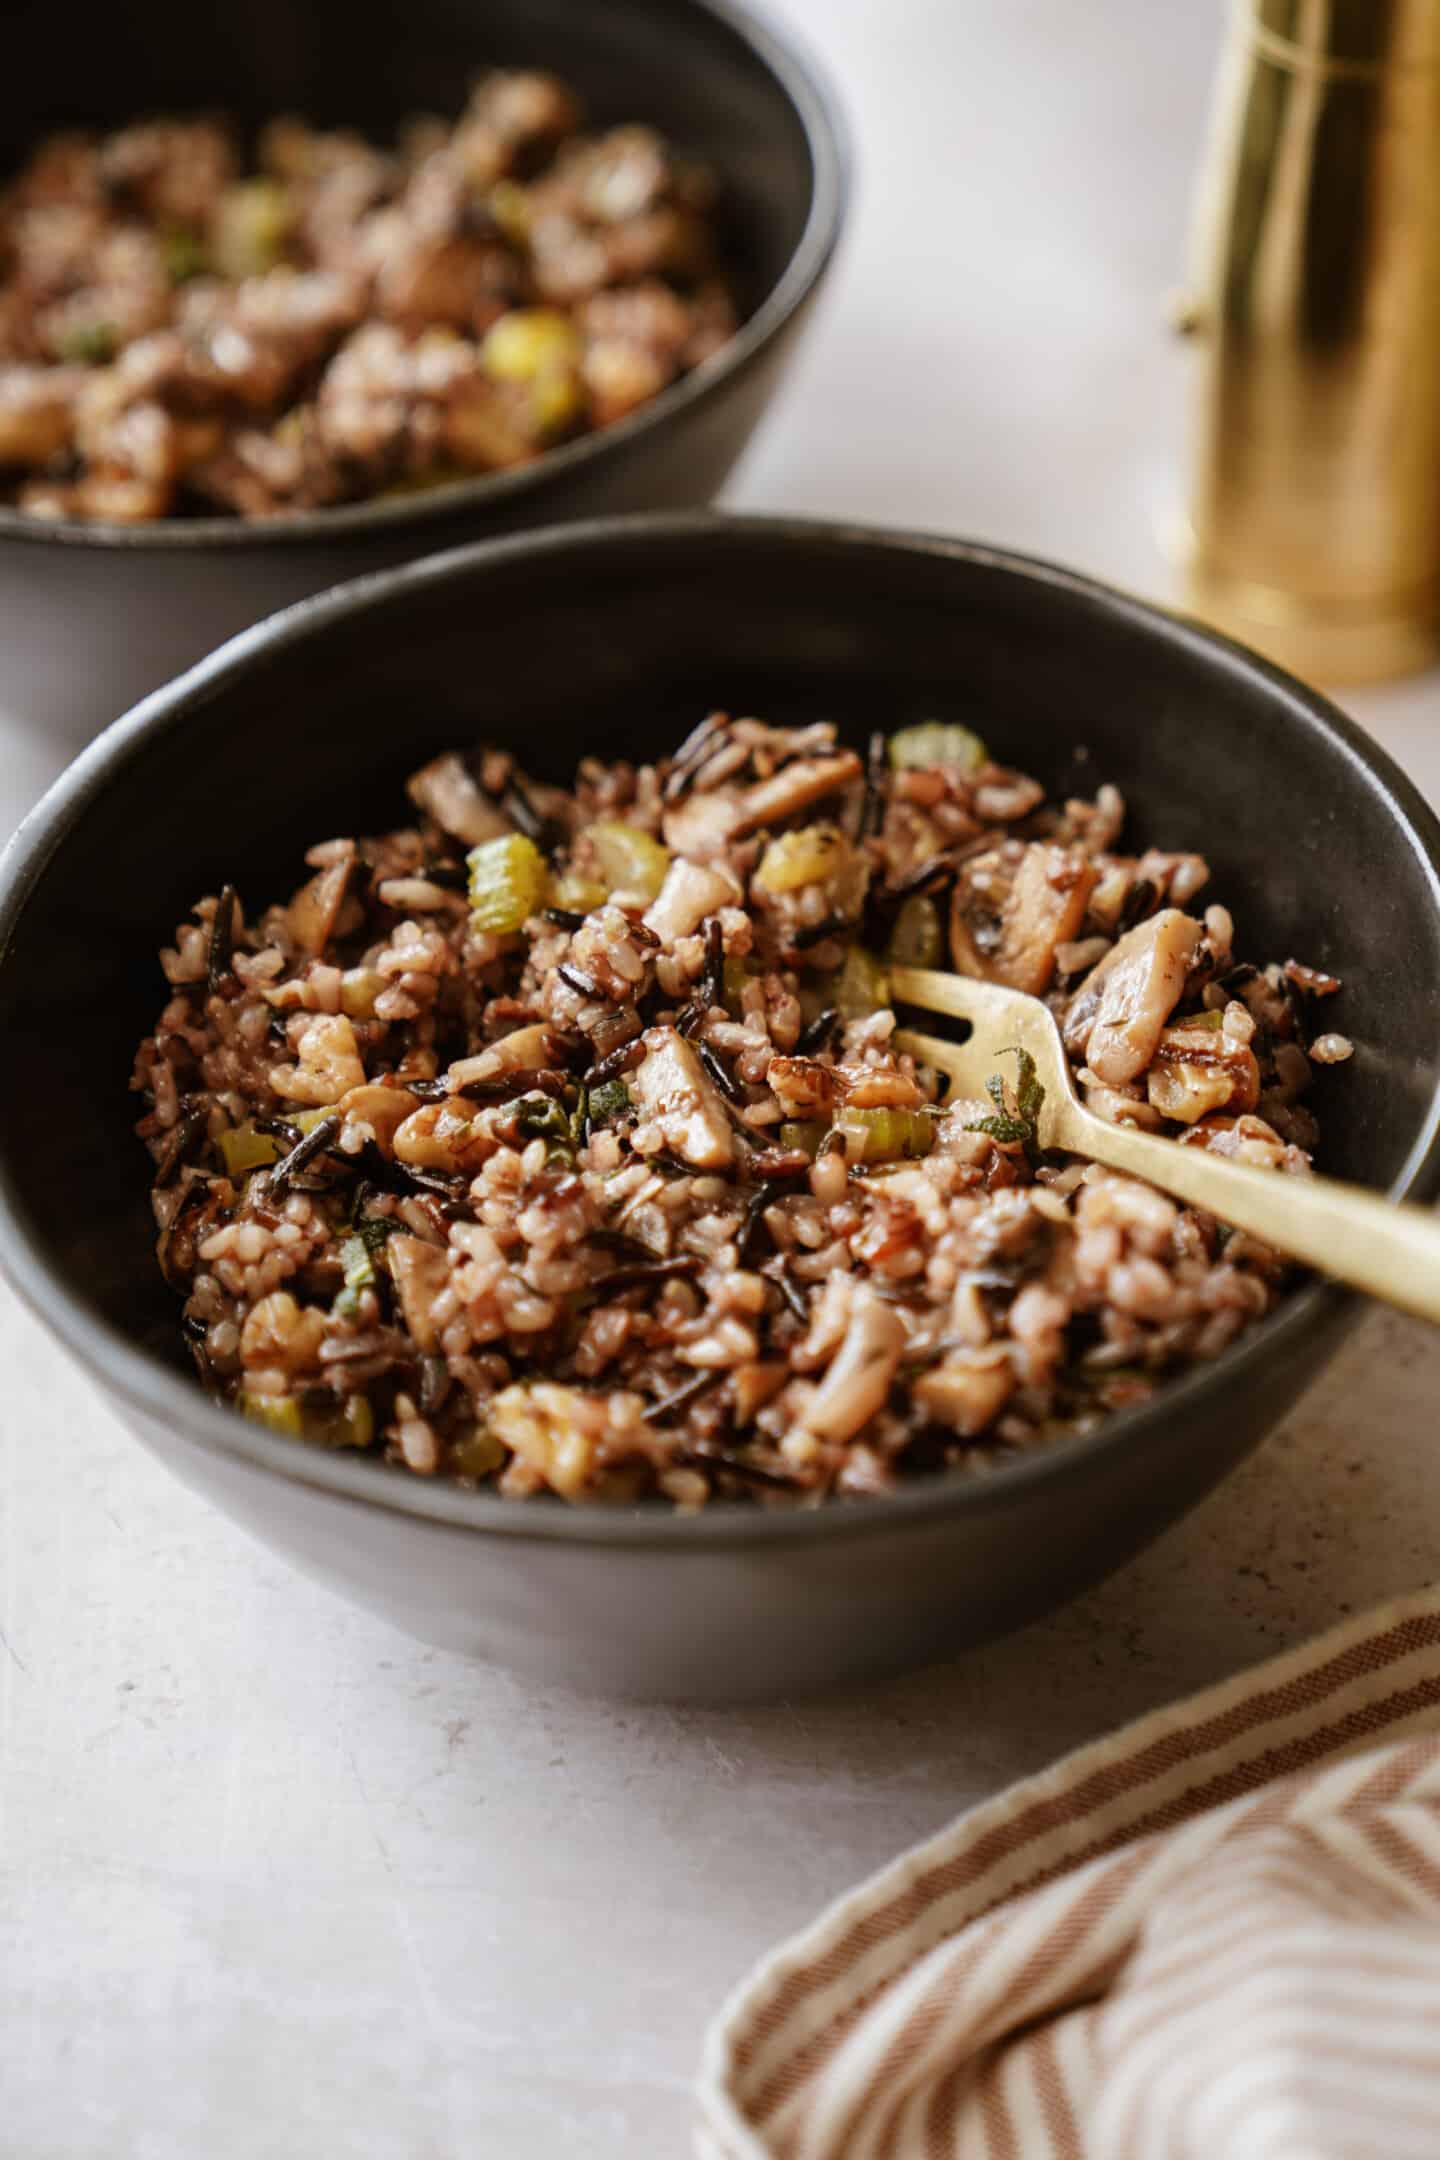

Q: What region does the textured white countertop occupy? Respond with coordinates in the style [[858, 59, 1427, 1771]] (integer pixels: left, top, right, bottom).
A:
[[3, 6, 1438, 2156]]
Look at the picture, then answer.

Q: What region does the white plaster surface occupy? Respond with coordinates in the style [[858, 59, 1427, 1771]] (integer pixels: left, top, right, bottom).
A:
[[2, 5, 1438, 2155]]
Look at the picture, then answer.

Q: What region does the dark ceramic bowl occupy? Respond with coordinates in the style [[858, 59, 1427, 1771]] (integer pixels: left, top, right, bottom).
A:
[[3, 515, 1439, 1700], [2, 0, 845, 740]]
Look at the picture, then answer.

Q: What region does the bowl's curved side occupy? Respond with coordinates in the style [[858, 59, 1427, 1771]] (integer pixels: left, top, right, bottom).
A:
[[114, 1289, 1357, 1700], [2, 513, 1437, 1694], [5, 319, 816, 745], [0, 0, 849, 738]]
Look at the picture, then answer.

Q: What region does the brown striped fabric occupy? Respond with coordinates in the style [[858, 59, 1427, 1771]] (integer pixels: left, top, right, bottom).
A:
[[697, 1588, 1440, 2159]]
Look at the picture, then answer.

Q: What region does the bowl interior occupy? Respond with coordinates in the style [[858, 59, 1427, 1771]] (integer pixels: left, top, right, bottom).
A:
[[4, 520, 1440, 1436], [5, 0, 819, 366]]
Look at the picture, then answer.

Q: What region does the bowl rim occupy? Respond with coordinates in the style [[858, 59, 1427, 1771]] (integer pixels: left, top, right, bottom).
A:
[[0, 0, 849, 554], [3, 509, 1439, 1550]]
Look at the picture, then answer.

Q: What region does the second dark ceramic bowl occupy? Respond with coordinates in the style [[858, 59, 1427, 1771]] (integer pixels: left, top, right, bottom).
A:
[[2, 0, 845, 740], [3, 514, 1439, 1700]]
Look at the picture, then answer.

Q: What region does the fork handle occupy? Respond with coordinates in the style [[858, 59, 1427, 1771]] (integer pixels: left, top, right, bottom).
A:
[[1053, 1099, 1440, 1326]]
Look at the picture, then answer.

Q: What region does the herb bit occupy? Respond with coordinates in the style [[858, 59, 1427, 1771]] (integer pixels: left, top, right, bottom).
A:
[[965, 1046, 1046, 1154], [512, 1089, 587, 1163], [333, 1234, 380, 1319], [57, 320, 119, 365], [587, 1078, 632, 1127]]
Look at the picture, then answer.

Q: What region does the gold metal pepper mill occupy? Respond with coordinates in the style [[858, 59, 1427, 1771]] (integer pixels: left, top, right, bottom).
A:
[[1177, 0, 1440, 685]]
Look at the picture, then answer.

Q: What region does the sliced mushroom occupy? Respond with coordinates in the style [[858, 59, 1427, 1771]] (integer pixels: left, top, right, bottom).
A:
[[800, 1288, 907, 1445], [406, 752, 509, 847], [446, 1024, 561, 1091], [642, 857, 738, 944], [1178, 1111, 1296, 1171], [660, 789, 746, 861], [336, 1083, 420, 1153], [913, 1345, 1015, 1436], [631, 1025, 734, 1169], [731, 751, 864, 838], [733, 1359, 789, 1425], [1064, 908, 1202, 1086], [288, 846, 355, 956], [949, 842, 1098, 996]]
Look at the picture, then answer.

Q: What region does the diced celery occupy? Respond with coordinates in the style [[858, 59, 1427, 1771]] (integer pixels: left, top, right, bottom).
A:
[[291, 1105, 339, 1136], [340, 966, 386, 1018], [217, 1126, 281, 1179], [238, 1391, 304, 1436], [468, 832, 549, 933], [333, 1233, 379, 1318], [723, 954, 763, 1006], [486, 180, 532, 246], [242, 1388, 374, 1449], [57, 321, 118, 365], [307, 1395, 376, 1448], [162, 226, 209, 284], [550, 871, 608, 914], [832, 945, 891, 1019], [451, 1426, 507, 1480], [886, 895, 942, 969], [889, 722, 988, 774], [481, 309, 582, 382], [590, 821, 670, 901], [753, 822, 849, 896], [332, 1396, 374, 1449], [530, 370, 583, 438], [779, 1119, 828, 1159], [212, 180, 292, 279], [833, 1106, 937, 1162]]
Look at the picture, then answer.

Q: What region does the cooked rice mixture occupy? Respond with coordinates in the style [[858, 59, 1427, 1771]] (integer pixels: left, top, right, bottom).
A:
[[0, 79, 734, 520], [132, 715, 1350, 1506]]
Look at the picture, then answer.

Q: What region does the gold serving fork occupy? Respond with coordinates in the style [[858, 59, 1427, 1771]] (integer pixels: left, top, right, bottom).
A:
[[889, 966, 1440, 1327]]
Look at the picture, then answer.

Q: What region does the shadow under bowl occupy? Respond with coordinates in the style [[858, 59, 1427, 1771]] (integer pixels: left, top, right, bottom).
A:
[[1, 0, 846, 742], [2, 512, 1438, 1700]]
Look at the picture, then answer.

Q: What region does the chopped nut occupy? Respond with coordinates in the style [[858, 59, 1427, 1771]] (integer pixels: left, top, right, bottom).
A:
[[392, 1101, 495, 1174], [1146, 1020, 1260, 1123], [271, 1012, 366, 1103], [337, 1083, 420, 1152]]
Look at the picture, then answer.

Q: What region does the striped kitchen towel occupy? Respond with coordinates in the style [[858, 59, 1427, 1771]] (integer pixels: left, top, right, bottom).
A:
[[697, 1585, 1440, 2159]]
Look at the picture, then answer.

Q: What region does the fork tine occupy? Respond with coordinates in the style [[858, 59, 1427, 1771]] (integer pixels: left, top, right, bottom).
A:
[[892, 1026, 970, 1077], [890, 964, 1005, 1024], [893, 1026, 1004, 1105]]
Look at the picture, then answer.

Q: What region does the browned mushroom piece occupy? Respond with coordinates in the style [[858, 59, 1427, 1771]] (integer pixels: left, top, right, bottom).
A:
[[406, 753, 509, 848], [730, 752, 864, 839], [288, 845, 356, 956], [948, 841, 1099, 997], [1064, 908, 1203, 1085]]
